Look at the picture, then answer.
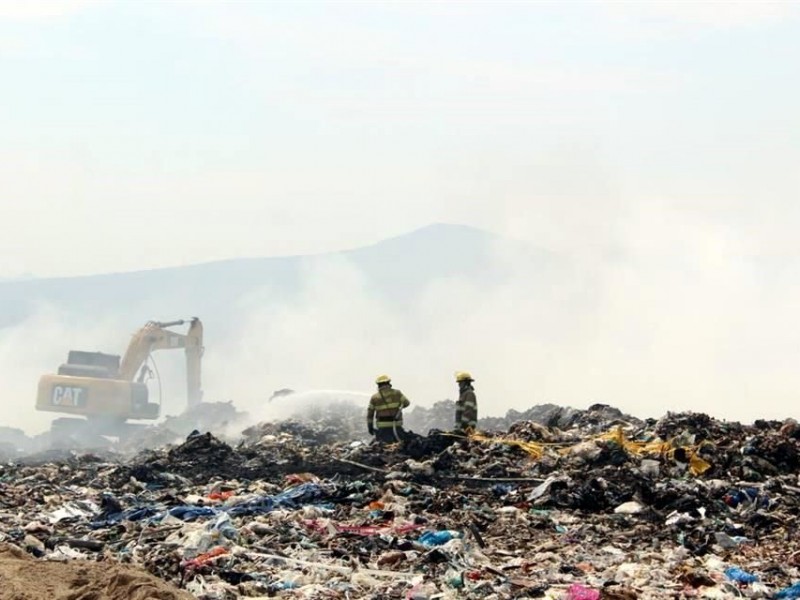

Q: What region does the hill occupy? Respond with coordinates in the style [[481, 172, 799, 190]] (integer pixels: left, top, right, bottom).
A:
[[0, 223, 550, 331]]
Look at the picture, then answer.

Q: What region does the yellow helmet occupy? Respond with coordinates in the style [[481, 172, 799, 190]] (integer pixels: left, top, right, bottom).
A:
[[455, 371, 473, 382], [375, 374, 391, 385]]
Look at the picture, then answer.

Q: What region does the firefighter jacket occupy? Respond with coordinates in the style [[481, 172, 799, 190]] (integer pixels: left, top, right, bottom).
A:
[[455, 383, 478, 430], [367, 387, 410, 430]]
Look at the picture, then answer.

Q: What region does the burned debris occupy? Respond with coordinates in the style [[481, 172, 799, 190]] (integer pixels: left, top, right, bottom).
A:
[[1, 405, 800, 599]]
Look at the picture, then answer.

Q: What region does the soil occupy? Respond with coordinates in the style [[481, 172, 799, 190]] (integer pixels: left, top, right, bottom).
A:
[[0, 544, 194, 600]]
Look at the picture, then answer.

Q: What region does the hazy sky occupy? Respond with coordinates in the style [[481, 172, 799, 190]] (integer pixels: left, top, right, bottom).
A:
[[3, 1, 800, 430], [2, 1, 799, 277]]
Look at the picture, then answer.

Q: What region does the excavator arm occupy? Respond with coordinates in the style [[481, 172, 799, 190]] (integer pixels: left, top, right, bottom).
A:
[[118, 318, 204, 408]]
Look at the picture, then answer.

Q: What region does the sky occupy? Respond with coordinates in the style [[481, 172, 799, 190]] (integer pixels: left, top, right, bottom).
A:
[[2, 1, 800, 432], [1, 0, 799, 278]]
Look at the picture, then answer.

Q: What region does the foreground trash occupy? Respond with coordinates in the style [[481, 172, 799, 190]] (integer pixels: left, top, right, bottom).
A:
[[2, 404, 800, 599]]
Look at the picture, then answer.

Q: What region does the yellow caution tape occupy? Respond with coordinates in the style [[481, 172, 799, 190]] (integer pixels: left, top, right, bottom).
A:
[[595, 426, 713, 476], [468, 432, 545, 459], [459, 425, 713, 477]]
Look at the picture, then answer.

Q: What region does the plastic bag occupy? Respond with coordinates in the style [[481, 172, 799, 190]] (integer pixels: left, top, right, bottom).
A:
[[724, 567, 758, 584], [418, 530, 459, 547], [775, 582, 800, 599], [564, 583, 600, 600]]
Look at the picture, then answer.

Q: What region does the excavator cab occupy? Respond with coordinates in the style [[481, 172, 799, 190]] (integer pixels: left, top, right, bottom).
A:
[[58, 351, 121, 378]]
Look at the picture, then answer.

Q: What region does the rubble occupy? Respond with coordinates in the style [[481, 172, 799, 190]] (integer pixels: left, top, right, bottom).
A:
[[2, 405, 800, 599]]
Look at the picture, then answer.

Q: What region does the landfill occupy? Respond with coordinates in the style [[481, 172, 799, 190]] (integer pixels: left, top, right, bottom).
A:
[[2, 404, 800, 599]]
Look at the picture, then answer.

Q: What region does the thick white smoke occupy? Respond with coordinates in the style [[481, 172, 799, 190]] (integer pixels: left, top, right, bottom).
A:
[[203, 209, 800, 424], [2, 211, 798, 438]]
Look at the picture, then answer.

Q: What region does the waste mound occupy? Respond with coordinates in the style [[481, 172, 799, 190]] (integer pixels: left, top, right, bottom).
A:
[[405, 401, 641, 435], [3, 405, 800, 599]]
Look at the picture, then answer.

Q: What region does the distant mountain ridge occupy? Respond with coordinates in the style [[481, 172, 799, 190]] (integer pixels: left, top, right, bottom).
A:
[[0, 223, 551, 331]]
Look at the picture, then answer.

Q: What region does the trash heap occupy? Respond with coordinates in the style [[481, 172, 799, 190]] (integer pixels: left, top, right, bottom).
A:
[[2, 406, 800, 599]]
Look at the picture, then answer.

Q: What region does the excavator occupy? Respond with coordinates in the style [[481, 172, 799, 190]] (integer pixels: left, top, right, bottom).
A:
[[35, 318, 204, 442]]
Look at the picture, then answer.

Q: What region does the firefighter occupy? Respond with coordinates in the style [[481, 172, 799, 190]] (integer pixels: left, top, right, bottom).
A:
[[367, 375, 410, 443], [455, 371, 478, 432]]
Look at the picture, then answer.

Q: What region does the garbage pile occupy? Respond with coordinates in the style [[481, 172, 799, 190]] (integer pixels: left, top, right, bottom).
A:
[[259, 397, 638, 441], [404, 401, 637, 435], [2, 406, 800, 599]]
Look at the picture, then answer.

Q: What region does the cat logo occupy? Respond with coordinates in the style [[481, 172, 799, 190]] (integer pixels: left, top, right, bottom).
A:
[[51, 385, 87, 407]]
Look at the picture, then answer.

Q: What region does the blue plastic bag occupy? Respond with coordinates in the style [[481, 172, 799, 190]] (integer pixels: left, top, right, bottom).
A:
[[724, 567, 758, 584], [775, 582, 800, 599], [419, 530, 458, 546]]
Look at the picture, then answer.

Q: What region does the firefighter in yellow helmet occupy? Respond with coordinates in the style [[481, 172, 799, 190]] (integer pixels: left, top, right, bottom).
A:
[[455, 371, 478, 432], [367, 375, 410, 443]]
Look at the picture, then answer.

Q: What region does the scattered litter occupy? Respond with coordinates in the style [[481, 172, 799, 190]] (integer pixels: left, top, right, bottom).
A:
[[2, 405, 800, 598]]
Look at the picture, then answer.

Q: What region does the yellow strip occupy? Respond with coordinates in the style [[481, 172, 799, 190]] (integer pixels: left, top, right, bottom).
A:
[[468, 432, 545, 459], [455, 425, 712, 476]]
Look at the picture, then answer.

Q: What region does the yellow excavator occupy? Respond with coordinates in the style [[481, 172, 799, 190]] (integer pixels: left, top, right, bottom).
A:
[[35, 318, 204, 442]]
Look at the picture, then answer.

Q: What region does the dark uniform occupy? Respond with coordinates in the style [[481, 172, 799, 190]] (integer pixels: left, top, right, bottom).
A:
[[367, 377, 410, 443], [455, 372, 478, 432]]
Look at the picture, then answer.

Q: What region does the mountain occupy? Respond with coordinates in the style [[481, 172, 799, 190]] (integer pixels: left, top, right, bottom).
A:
[[0, 223, 551, 331]]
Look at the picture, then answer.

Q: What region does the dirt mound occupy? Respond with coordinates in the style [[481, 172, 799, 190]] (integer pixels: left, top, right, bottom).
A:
[[0, 544, 194, 600]]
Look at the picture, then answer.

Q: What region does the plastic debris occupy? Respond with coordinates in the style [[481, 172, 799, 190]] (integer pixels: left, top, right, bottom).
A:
[[1, 404, 800, 598], [725, 566, 759, 583], [564, 583, 601, 600], [418, 530, 460, 546], [776, 582, 800, 599]]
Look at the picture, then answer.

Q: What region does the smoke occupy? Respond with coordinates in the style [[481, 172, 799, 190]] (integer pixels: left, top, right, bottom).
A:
[[0, 308, 210, 437], [205, 208, 800, 426], [0, 307, 131, 434], [246, 390, 369, 427], [2, 212, 798, 440]]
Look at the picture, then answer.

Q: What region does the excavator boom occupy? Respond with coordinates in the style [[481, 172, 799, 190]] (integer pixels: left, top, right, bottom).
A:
[[118, 318, 204, 407]]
